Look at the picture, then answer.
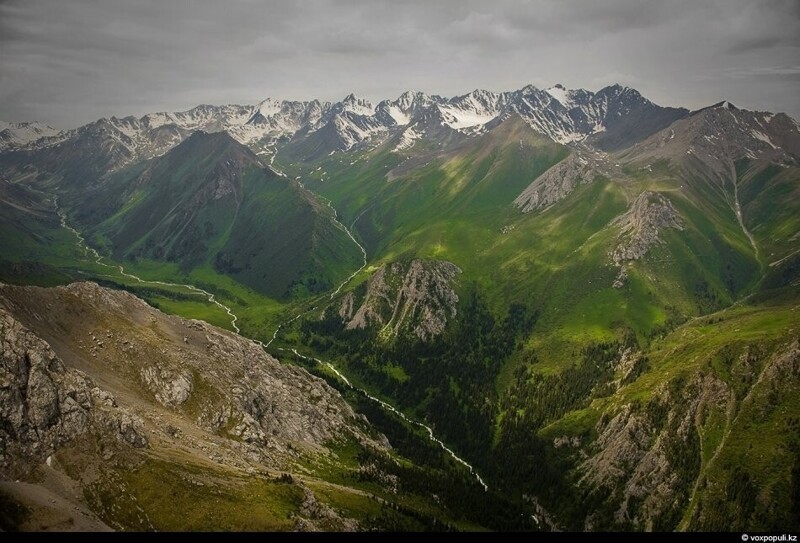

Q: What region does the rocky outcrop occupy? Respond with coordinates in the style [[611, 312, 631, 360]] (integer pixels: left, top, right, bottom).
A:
[[339, 259, 461, 341], [0, 281, 398, 532], [514, 152, 598, 213], [581, 372, 730, 530], [140, 366, 193, 407], [293, 487, 359, 532], [610, 191, 683, 267], [0, 282, 384, 460], [0, 304, 147, 479]]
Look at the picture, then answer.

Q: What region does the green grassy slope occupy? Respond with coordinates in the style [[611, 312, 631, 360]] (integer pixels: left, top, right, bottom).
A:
[[282, 116, 767, 365], [51, 131, 363, 301]]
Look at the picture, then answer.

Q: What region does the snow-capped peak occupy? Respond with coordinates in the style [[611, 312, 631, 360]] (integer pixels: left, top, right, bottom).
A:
[[545, 84, 575, 109], [255, 98, 282, 119], [341, 94, 375, 116], [434, 89, 507, 131], [396, 90, 419, 109], [394, 90, 435, 111], [0, 120, 63, 150]]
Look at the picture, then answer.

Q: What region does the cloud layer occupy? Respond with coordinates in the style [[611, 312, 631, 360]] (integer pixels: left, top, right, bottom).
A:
[[1, 0, 798, 128]]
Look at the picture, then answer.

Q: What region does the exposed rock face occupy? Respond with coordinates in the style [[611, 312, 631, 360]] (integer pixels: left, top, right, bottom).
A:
[[0, 304, 147, 479], [339, 259, 461, 341], [294, 487, 359, 532], [619, 104, 800, 189], [581, 373, 730, 531], [577, 340, 800, 531], [140, 366, 193, 407], [515, 152, 597, 212], [610, 191, 683, 266], [0, 281, 396, 532], [0, 282, 382, 459]]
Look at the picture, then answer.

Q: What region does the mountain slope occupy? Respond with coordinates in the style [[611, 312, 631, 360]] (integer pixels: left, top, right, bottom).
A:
[[271, 89, 800, 533], [0, 281, 381, 531], [0, 121, 62, 151], [63, 131, 363, 299], [0, 281, 545, 532]]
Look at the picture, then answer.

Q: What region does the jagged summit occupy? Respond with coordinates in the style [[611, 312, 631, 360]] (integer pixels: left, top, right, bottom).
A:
[[0, 83, 689, 157], [690, 100, 739, 116]]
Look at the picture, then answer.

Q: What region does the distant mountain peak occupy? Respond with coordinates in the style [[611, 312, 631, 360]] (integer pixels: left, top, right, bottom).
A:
[[519, 84, 540, 94], [4, 83, 780, 163], [255, 98, 282, 117], [545, 84, 576, 108], [0, 120, 62, 150], [341, 93, 374, 113], [689, 100, 741, 117]]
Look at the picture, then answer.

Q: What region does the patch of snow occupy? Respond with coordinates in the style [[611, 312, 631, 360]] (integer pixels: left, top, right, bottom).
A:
[[438, 104, 497, 129], [545, 85, 574, 109], [394, 127, 420, 151], [255, 98, 282, 119], [387, 105, 410, 126], [111, 119, 139, 139], [750, 129, 777, 149]]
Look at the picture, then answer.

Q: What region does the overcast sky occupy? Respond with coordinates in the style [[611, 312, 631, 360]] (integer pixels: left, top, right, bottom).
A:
[[1, 0, 798, 128]]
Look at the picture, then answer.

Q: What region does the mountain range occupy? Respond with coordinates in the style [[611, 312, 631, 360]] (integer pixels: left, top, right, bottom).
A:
[[1, 83, 799, 532], [0, 83, 689, 159]]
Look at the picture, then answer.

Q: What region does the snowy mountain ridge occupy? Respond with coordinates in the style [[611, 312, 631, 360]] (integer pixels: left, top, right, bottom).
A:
[[9, 84, 789, 165]]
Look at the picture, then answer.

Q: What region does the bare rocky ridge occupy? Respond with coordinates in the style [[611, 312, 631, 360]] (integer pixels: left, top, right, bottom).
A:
[[0, 305, 147, 480], [514, 148, 630, 213], [514, 151, 599, 212], [338, 259, 461, 341], [610, 191, 683, 267], [578, 340, 800, 531], [0, 281, 387, 531], [580, 372, 730, 530], [619, 104, 800, 188]]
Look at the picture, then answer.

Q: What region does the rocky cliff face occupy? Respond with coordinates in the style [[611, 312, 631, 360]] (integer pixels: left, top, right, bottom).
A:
[[581, 373, 726, 530], [0, 282, 381, 457], [611, 191, 683, 265], [514, 152, 599, 213], [575, 340, 800, 531], [338, 259, 461, 341], [0, 304, 147, 480], [0, 281, 389, 531]]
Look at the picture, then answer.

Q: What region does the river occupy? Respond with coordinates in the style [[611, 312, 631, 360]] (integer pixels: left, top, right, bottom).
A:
[[51, 161, 489, 491]]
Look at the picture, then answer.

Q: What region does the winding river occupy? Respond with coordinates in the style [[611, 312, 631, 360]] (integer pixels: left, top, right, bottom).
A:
[[54, 197, 243, 334], [52, 161, 489, 491], [283, 347, 488, 491]]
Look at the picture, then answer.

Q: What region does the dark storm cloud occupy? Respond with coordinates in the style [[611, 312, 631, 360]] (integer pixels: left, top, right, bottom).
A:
[[0, 0, 797, 128]]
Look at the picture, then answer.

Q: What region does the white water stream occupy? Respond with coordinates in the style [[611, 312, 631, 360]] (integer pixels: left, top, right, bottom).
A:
[[52, 159, 488, 490]]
